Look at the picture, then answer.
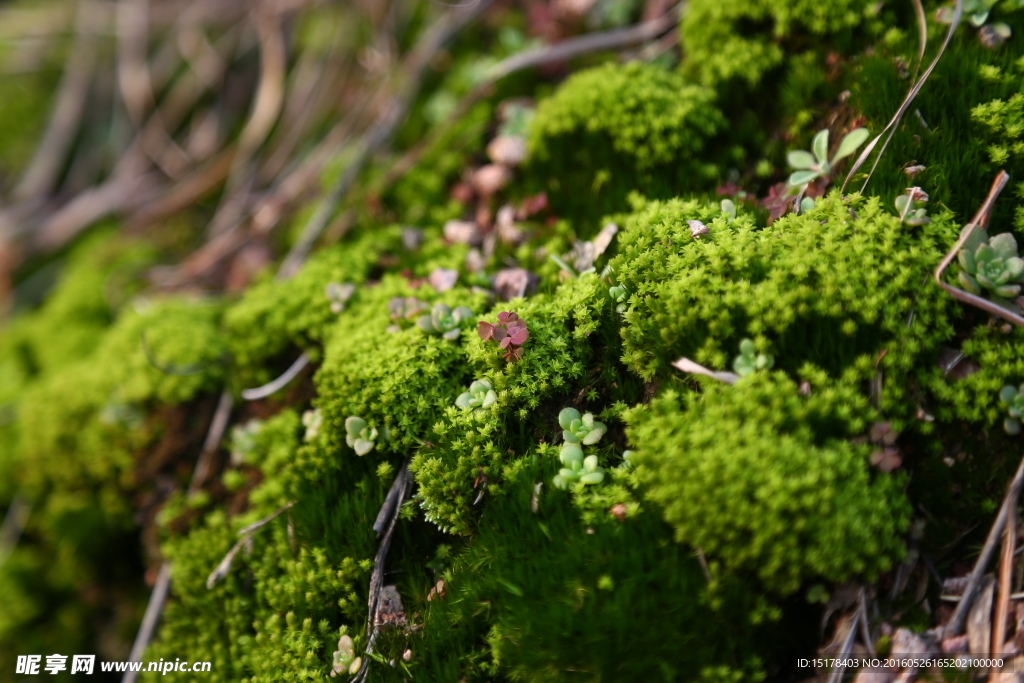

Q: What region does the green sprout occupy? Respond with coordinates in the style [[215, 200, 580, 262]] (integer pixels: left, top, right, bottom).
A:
[[958, 230, 1024, 301], [329, 635, 361, 677], [388, 296, 430, 324], [417, 303, 474, 340], [345, 416, 378, 456], [895, 188, 930, 226], [553, 443, 606, 489], [732, 339, 774, 376], [455, 379, 497, 411], [786, 127, 870, 189], [936, 0, 1016, 46], [559, 407, 607, 445], [302, 409, 322, 441], [1000, 384, 1024, 435], [325, 282, 357, 314], [609, 284, 628, 313]]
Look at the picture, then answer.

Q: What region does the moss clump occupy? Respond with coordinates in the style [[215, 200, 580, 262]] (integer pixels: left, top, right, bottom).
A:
[[611, 192, 958, 423], [973, 92, 1024, 168], [627, 374, 910, 594], [412, 273, 611, 534], [411, 463, 767, 682], [680, 0, 869, 87], [525, 61, 724, 221]]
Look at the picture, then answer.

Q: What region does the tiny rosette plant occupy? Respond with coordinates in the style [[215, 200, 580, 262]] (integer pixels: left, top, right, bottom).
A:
[[345, 416, 378, 456], [417, 303, 474, 340], [455, 379, 497, 411], [558, 407, 607, 445], [388, 296, 429, 324], [478, 310, 529, 362], [1000, 384, 1024, 435], [732, 339, 774, 377], [325, 282, 356, 314], [787, 127, 869, 188], [553, 443, 606, 489], [958, 231, 1024, 300]]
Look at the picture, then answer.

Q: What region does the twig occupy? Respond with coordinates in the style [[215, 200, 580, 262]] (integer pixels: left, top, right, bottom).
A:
[[187, 390, 233, 496], [909, 0, 927, 83], [14, 0, 103, 202], [933, 172, 1021, 326], [352, 464, 410, 683], [993, 497, 1015, 669], [240, 352, 311, 401], [858, 587, 875, 656], [373, 460, 410, 535], [206, 501, 295, 589], [827, 611, 861, 683], [841, 0, 962, 194], [943, 451, 1024, 637], [381, 7, 681, 188], [122, 564, 171, 683], [276, 0, 496, 280], [670, 357, 740, 385]]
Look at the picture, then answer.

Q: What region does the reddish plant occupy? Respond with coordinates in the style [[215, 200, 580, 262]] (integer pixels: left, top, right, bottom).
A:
[[478, 311, 529, 362]]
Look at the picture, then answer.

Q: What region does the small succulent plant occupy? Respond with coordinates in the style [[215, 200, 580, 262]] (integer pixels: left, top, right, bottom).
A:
[[329, 634, 361, 677], [345, 416, 378, 456], [553, 443, 606, 489], [608, 285, 628, 313], [417, 303, 474, 340], [229, 419, 262, 466], [958, 230, 1024, 300], [388, 296, 429, 324], [936, 0, 1016, 47], [326, 282, 357, 314], [895, 187, 930, 226], [478, 311, 529, 362], [558, 407, 607, 445], [732, 339, 774, 376], [302, 409, 322, 442], [999, 384, 1024, 435], [786, 127, 870, 189], [455, 379, 497, 411]]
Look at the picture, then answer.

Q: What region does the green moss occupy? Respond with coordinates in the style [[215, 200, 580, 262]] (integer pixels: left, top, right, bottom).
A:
[[627, 375, 910, 594], [680, 0, 869, 87], [525, 61, 724, 222], [611, 192, 958, 424], [408, 463, 767, 682], [224, 230, 402, 388]]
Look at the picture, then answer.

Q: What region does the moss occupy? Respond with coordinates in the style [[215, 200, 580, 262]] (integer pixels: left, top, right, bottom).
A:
[[850, 17, 1024, 221], [525, 61, 725, 223], [626, 375, 910, 594], [611, 192, 958, 425], [680, 0, 870, 87], [224, 229, 402, 388], [411, 273, 612, 534], [408, 462, 768, 682]]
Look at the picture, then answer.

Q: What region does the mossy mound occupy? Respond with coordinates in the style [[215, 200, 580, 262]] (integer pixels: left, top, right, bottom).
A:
[[525, 61, 725, 222]]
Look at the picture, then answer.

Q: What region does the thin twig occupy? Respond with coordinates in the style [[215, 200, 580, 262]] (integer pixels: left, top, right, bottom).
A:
[[827, 611, 861, 683], [933, 172, 1021, 326], [943, 451, 1024, 637], [187, 390, 233, 496], [276, 0, 496, 280], [993, 498, 1016, 670], [381, 6, 681, 188], [671, 357, 740, 385], [373, 460, 410, 535], [240, 352, 311, 401], [207, 501, 295, 589], [352, 465, 410, 683], [122, 564, 171, 683], [841, 0, 962, 194]]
